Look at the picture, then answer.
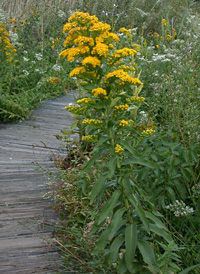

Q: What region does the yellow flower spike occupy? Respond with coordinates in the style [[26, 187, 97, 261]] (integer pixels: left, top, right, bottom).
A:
[[114, 104, 129, 113], [106, 69, 142, 85], [82, 56, 101, 67], [119, 120, 129, 127], [166, 34, 172, 40], [82, 119, 102, 126], [77, 98, 94, 104], [65, 105, 84, 114], [49, 77, 61, 85], [142, 129, 156, 136], [90, 22, 111, 32], [69, 67, 86, 77], [162, 19, 167, 26], [119, 27, 132, 36], [92, 88, 107, 98], [82, 135, 98, 142], [91, 43, 109, 57], [74, 36, 94, 47], [115, 144, 124, 154]]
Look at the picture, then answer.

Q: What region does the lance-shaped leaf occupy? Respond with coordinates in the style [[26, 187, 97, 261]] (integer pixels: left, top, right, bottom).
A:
[[125, 223, 137, 272], [128, 194, 150, 233], [108, 157, 117, 178], [108, 208, 126, 240], [178, 264, 200, 274], [82, 147, 109, 172], [138, 240, 159, 273], [122, 156, 158, 169], [97, 190, 121, 225], [90, 173, 108, 205], [149, 224, 172, 243], [107, 234, 124, 266], [93, 226, 111, 254]]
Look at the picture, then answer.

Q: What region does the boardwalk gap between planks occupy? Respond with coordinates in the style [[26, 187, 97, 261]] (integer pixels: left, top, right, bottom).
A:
[[0, 94, 76, 273]]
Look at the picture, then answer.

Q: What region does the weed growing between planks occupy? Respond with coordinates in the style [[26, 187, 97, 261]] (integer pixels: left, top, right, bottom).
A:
[[53, 12, 199, 273]]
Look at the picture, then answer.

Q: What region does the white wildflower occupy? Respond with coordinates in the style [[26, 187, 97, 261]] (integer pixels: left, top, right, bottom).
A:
[[166, 200, 194, 217], [23, 70, 29, 76], [58, 10, 66, 19], [35, 53, 43, 61], [52, 64, 61, 71], [23, 57, 29, 62]]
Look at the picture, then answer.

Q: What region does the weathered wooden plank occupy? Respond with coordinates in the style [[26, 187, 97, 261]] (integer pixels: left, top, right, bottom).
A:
[[0, 94, 75, 272]]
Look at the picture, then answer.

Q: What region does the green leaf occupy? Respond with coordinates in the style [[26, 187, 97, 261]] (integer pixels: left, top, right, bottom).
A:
[[71, 120, 78, 130], [120, 140, 140, 157], [81, 83, 96, 91], [108, 157, 117, 178], [110, 97, 121, 108], [149, 224, 172, 242], [82, 147, 109, 172], [128, 195, 150, 233], [138, 240, 159, 272], [108, 208, 126, 240], [93, 227, 110, 254], [122, 156, 158, 169], [123, 177, 134, 194], [117, 257, 128, 274], [90, 173, 108, 205], [98, 190, 121, 225], [61, 129, 73, 135], [125, 223, 137, 272], [178, 264, 200, 274], [107, 235, 124, 266], [145, 212, 167, 230]]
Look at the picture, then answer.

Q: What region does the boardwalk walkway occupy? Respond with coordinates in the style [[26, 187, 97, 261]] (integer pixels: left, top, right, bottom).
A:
[[0, 93, 75, 273]]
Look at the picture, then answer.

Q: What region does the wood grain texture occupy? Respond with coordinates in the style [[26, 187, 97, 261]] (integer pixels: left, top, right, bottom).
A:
[[0, 93, 76, 273]]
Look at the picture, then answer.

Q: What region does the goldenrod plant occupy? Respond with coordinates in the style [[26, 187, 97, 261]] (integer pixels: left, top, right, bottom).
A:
[[59, 12, 183, 273]]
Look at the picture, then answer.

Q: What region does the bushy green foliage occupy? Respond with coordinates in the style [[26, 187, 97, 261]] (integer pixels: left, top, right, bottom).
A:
[[0, 6, 76, 123], [50, 10, 200, 274]]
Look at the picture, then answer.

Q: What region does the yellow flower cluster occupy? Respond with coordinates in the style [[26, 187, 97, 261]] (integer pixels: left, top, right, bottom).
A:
[[74, 36, 94, 47], [126, 96, 145, 103], [118, 65, 135, 72], [106, 69, 142, 85], [49, 77, 61, 85], [90, 22, 111, 32], [119, 27, 132, 35], [82, 119, 102, 125], [114, 48, 137, 57], [92, 88, 108, 99], [82, 135, 97, 142], [114, 104, 129, 112], [68, 12, 98, 25], [65, 105, 84, 114], [63, 22, 77, 33], [82, 56, 101, 67], [115, 144, 124, 154], [166, 34, 172, 40], [60, 46, 90, 61], [0, 23, 17, 62], [119, 120, 129, 127], [92, 43, 109, 57], [96, 32, 120, 44], [132, 43, 141, 51], [142, 129, 156, 136], [69, 66, 86, 77], [162, 19, 167, 26], [77, 97, 94, 104]]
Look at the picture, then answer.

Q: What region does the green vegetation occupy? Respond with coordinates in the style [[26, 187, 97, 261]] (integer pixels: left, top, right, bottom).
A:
[[1, 1, 200, 273]]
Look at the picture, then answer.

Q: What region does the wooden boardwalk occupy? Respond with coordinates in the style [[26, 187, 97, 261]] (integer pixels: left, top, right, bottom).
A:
[[0, 93, 75, 273]]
